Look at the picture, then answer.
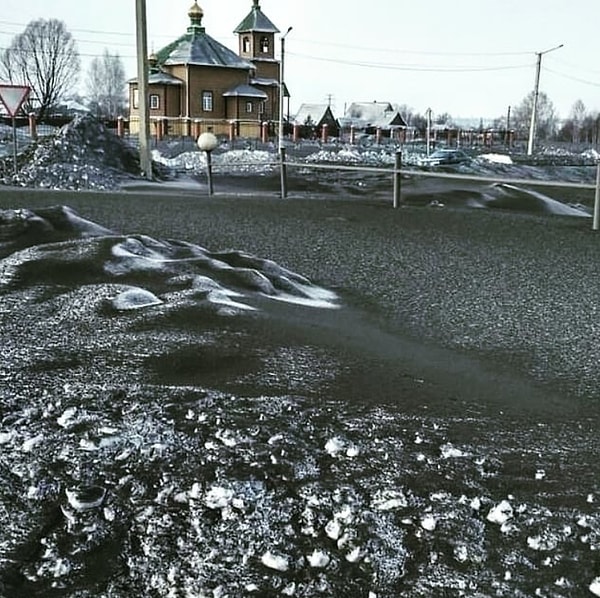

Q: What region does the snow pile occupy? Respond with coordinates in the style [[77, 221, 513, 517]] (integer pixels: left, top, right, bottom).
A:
[[305, 147, 420, 166], [0, 114, 168, 190], [153, 148, 276, 174], [477, 153, 513, 165]]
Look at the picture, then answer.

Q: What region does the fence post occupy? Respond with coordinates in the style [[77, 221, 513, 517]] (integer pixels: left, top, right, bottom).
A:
[[28, 112, 37, 141], [593, 160, 600, 231], [280, 147, 288, 199], [393, 151, 402, 209]]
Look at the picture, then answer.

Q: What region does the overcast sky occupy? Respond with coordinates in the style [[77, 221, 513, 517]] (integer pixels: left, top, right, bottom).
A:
[[2, 0, 600, 122]]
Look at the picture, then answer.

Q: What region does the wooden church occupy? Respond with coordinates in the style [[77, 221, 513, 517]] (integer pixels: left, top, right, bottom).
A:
[[128, 1, 283, 139]]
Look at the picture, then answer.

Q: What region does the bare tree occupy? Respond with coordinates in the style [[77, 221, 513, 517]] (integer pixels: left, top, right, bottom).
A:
[[512, 91, 558, 142], [569, 99, 586, 144], [0, 19, 80, 121], [86, 50, 127, 119]]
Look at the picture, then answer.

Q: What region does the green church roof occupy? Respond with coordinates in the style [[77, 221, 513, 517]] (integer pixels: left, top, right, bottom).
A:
[[155, 2, 253, 70], [234, 0, 280, 34]]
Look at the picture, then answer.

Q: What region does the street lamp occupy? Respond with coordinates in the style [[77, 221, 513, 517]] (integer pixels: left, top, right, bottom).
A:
[[197, 132, 218, 195], [526, 43, 563, 156], [279, 26, 292, 198]]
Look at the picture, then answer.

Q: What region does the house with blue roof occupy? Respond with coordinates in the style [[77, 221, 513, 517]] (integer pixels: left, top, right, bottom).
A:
[[128, 1, 283, 139]]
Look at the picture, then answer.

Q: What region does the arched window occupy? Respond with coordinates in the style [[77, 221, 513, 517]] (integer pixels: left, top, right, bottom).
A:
[[243, 36, 251, 53], [260, 36, 270, 53]]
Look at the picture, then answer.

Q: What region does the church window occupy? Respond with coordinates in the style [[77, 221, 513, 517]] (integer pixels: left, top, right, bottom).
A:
[[243, 37, 251, 53], [202, 91, 213, 112], [260, 36, 270, 53], [246, 101, 253, 113], [150, 94, 160, 109]]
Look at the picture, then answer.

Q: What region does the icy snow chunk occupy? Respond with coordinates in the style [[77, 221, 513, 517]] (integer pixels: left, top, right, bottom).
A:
[[371, 489, 408, 511], [486, 499, 513, 525], [110, 287, 163, 311], [420, 514, 437, 531], [470, 497, 482, 511], [260, 550, 289, 572], [0, 430, 15, 445], [204, 486, 234, 510], [57, 407, 77, 428], [346, 445, 360, 457], [325, 437, 345, 456], [21, 434, 44, 452], [479, 153, 513, 164], [307, 549, 330, 568], [325, 519, 342, 540], [282, 583, 296, 596], [590, 577, 600, 597], [454, 544, 469, 562], [527, 534, 558, 551], [440, 442, 469, 458], [346, 546, 363, 562]]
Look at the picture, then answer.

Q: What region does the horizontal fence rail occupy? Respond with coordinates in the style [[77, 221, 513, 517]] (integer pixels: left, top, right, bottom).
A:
[[205, 159, 598, 191], [197, 154, 600, 229]]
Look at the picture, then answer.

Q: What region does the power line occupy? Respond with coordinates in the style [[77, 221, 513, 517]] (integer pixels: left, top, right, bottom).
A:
[[543, 66, 600, 88], [290, 36, 534, 57], [287, 51, 532, 73]]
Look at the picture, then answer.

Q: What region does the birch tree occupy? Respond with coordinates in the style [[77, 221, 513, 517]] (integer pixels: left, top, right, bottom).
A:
[[0, 19, 80, 121], [86, 50, 127, 119]]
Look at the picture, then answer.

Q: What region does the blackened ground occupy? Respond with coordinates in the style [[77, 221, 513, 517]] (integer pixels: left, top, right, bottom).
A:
[[1, 178, 597, 410], [1, 181, 599, 597]]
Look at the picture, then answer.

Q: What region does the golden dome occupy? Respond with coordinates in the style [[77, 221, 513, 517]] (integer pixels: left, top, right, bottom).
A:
[[188, 1, 203, 19]]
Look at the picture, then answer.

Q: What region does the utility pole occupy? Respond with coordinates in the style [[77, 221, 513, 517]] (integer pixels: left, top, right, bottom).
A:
[[135, 0, 152, 180], [527, 44, 563, 156], [426, 108, 432, 157], [279, 26, 292, 199]]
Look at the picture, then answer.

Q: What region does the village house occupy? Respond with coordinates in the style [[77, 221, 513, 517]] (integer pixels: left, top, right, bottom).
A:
[[339, 101, 408, 142], [292, 103, 340, 139], [128, 0, 284, 140]]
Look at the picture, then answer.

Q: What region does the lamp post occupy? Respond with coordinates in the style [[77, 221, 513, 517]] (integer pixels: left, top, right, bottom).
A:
[[279, 26, 292, 199], [526, 44, 563, 156], [197, 132, 218, 195], [135, 0, 152, 180]]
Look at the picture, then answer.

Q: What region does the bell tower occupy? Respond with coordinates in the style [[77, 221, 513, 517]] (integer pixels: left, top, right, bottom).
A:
[[234, 1, 279, 67]]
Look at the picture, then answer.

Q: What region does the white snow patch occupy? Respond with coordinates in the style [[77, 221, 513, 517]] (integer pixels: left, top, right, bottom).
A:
[[486, 499, 513, 525], [590, 577, 600, 596], [204, 486, 234, 510], [57, 407, 77, 428], [0, 431, 15, 445], [370, 489, 408, 511], [21, 434, 44, 452], [440, 442, 469, 458], [479, 153, 513, 164], [260, 551, 289, 572], [307, 550, 330, 568], [325, 437, 345, 457], [111, 287, 163, 311], [420, 514, 437, 531]]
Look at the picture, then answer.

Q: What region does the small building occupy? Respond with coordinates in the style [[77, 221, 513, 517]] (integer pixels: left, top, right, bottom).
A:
[[293, 103, 339, 138], [340, 101, 407, 140], [128, 1, 283, 139]]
